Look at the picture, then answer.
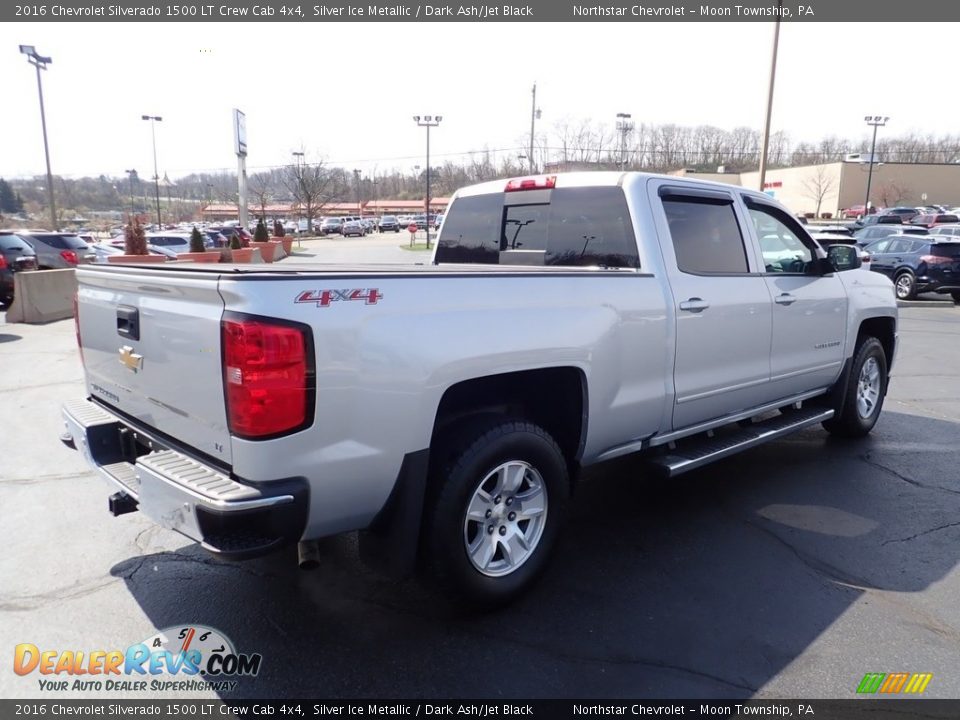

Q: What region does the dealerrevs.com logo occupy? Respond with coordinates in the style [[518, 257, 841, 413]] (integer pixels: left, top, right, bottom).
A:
[[14, 625, 262, 693]]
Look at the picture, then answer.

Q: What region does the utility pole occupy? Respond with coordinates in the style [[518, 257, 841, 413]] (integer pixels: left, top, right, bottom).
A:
[[141, 115, 163, 227], [757, 0, 782, 191], [529, 82, 540, 174], [863, 116, 889, 218], [20, 46, 57, 230]]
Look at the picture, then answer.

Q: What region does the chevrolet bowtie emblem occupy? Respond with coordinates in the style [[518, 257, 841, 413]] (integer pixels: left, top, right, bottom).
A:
[[119, 345, 143, 372]]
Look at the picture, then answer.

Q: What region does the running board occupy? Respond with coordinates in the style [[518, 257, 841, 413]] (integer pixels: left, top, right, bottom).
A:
[[647, 407, 834, 477]]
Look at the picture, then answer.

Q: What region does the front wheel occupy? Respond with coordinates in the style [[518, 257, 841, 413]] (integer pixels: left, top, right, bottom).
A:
[[424, 419, 569, 608], [823, 337, 888, 438]]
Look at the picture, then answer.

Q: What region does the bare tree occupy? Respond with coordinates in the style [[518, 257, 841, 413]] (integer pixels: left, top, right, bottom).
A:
[[877, 179, 910, 208], [248, 172, 274, 222], [283, 153, 345, 233], [801, 165, 837, 218]]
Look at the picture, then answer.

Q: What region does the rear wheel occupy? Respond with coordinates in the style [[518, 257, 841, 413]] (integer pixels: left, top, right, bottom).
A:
[[951, 291, 960, 305], [894, 272, 916, 300], [823, 337, 887, 438], [424, 419, 568, 608]]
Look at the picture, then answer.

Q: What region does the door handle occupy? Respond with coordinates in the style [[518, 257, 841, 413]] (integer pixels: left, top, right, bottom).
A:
[[774, 293, 797, 306], [679, 298, 709, 313]]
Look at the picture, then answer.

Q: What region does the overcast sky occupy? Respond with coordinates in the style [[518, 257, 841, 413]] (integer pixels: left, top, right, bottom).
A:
[[2, 22, 955, 181]]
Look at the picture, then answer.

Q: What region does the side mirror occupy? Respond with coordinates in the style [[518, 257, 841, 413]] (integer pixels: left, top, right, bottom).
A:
[[826, 244, 862, 272]]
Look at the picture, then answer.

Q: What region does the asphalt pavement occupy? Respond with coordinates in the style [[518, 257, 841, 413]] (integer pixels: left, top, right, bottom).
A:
[[2, 242, 960, 701]]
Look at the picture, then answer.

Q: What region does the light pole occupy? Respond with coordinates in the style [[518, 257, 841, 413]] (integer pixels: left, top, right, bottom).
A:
[[757, 0, 782, 191], [863, 116, 889, 218], [291, 151, 304, 229], [615, 112, 634, 171], [413, 115, 442, 248], [124, 169, 137, 215], [141, 115, 163, 227], [529, 83, 541, 174], [20, 45, 57, 230], [353, 168, 362, 218]]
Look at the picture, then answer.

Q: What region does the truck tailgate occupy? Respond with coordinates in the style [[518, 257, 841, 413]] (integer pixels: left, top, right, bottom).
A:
[[76, 267, 232, 466]]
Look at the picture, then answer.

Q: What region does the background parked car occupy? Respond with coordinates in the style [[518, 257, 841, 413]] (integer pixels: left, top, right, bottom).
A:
[[341, 220, 366, 237], [840, 204, 875, 219], [1, 231, 95, 269], [320, 218, 343, 236], [854, 225, 929, 243], [145, 233, 193, 255], [853, 214, 904, 229], [928, 224, 960, 239], [909, 213, 959, 229], [862, 235, 960, 300], [378, 215, 400, 233], [880, 207, 921, 223], [0, 234, 38, 306]]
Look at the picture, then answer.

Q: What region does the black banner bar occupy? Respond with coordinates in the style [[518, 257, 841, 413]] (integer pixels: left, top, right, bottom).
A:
[[4, 700, 960, 720], [3, 0, 959, 23]]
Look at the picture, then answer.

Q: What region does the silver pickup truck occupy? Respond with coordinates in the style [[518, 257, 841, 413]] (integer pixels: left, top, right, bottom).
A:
[[62, 172, 898, 606]]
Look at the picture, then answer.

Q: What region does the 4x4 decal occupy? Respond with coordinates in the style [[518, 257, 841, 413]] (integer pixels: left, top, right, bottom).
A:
[[295, 289, 383, 308]]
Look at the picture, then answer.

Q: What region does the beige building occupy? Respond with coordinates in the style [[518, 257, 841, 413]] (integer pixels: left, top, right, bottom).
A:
[[682, 161, 960, 218]]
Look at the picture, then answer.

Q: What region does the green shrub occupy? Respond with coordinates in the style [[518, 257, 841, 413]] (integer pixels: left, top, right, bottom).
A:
[[124, 217, 148, 255], [254, 218, 270, 243], [230, 234, 242, 250], [190, 226, 205, 253]]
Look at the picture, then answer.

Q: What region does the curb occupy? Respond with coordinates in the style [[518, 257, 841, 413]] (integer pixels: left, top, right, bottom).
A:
[[897, 300, 955, 308]]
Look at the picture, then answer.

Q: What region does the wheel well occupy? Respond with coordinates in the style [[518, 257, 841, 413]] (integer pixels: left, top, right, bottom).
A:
[[857, 317, 896, 370], [432, 367, 586, 466]]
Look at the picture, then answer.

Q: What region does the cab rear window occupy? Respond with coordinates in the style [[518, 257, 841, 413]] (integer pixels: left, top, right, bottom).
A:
[[435, 187, 639, 268]]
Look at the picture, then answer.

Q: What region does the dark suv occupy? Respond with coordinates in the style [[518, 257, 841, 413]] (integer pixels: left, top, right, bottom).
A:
[[378, 215, 400, 233], [863, 235, 960, 301], [0, 234, 38, 306]]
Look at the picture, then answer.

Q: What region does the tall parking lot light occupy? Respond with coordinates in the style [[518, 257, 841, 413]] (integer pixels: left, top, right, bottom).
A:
[[353, 168, 362, 218], [413, 115, 442, 249], [125, 169, 137, 215], [615, 112, 633, 171], [20, 45, 57, 230], [141, 115, 163, 227], [863, 116, 889, 218], [757, 1, 782, 192]]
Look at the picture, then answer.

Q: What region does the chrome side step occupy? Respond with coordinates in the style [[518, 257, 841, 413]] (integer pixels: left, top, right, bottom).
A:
[[646, 407, 834, 477]]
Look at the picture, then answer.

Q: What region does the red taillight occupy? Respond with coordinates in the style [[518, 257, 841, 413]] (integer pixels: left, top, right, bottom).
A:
[[0, 255, 7, 270], [862, 254, 870, 263], [920, 255, 952, 265], [60, 250, 79, 265], [505, 175, 557, 192], [222, 318, 311, 438]]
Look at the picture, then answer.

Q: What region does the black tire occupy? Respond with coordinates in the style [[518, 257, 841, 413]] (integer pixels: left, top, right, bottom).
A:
[[894, 271, 916, 300], [951, 291, 960, 305], [423, 419, 569, 608], [822, 337, 888, 438]]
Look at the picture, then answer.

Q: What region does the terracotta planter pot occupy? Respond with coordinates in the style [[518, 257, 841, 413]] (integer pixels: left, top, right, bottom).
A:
[[106, 254, 166, 264], [273, 237, 293, 255], [178, 251, 223, 264], [230, 248, 254, 263], [252, 241, 275, 263]]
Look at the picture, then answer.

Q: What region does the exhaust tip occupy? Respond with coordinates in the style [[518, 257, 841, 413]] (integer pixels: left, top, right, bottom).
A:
[[297, 540, 320, 570]]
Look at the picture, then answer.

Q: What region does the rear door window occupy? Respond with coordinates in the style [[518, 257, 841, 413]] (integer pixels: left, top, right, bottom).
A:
[[662, 196, 748, 274], [436, 186, 639, 268]]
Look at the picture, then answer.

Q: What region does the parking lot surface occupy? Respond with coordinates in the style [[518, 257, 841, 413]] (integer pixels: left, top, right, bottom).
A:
[[2, 242, 960, 700]]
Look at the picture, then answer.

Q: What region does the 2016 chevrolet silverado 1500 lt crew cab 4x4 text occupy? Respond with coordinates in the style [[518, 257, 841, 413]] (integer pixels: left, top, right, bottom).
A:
[[62, 172, 898, 606]]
